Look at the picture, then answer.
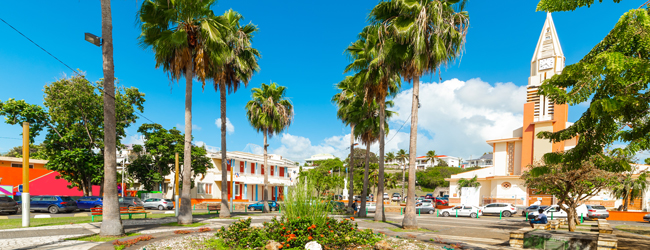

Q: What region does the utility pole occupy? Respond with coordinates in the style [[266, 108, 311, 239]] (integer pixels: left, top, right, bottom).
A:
[[21, 122, 30, 227], [121, 156, 125, 198], [230, 159, 234, 212], [175, 153, 179, 216]]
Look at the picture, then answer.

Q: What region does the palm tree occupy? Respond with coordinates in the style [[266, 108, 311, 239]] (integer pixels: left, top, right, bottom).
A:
[[210, 10, 261, 217], [333, 76, 360, 208], [425, 150, 437, 168], [345, 25, 401, 222], [396, 149, 408, 199], [370, 0, 470, 229], [457, 175, 481, 197], [99, 0, 123, 236], [385, 152, 396, 168], [138, 0, 222, 224], [245, 82, 292, 213]]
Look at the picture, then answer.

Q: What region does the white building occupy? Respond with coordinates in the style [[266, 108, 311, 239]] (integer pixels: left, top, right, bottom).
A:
[[415, 155, 461, 170], [465, 154, 493, 168], [304, 153, 336, 166], [162, 151, 296, 203]]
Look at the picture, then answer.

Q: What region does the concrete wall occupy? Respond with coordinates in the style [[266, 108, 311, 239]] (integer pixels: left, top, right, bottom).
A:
[[494, 143, 507, 176], [514, 141, 523, 175], [533, 122, 554, 162]]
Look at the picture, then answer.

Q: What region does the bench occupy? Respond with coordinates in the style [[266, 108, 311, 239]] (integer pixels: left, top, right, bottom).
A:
[[533, 223, 551, 230], [597, 219, 613, 234], [207, 204, 221, 215], [90, 207, 150, 222], [549, 219, 560, 230]]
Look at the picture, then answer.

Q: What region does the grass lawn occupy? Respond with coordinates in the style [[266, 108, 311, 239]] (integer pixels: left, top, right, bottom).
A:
[[0, 212, 216, 230], [161, 222, 207, 227], [68, 232, 140, 242], [388, 227, 436, 233], [616, 225, 650, 236]]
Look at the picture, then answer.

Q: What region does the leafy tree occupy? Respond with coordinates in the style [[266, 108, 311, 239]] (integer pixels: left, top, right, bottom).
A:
[[246, 82, 291, 214], [138, 0, 222, 224], [646, 158, 650, 165], [456, 175, 481, 198], [346, 148, 378, 168], [425, 150, 437, 167], [436, 160, 449, 167], [1, 144, 47, 160], [523, 155, 623, 231], [415, 166, 480, 190], [370, 0, 470, 228], [385, 152, 396, 167], [536, 1, 650, 170], [0, 75, 145, 197], [299, 165, 344, 197], [609, 164, 649, 211]]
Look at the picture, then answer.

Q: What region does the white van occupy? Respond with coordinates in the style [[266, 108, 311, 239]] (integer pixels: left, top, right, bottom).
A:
[[527, 204, 589, 219]]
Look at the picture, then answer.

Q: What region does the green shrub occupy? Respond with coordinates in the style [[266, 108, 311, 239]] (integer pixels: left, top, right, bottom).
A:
[[282, 180, 332, 225], [216, 216, 380, 249]]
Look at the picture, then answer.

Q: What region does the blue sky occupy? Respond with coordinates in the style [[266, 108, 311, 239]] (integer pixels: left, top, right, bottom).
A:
[[0, 0, 641, 162]]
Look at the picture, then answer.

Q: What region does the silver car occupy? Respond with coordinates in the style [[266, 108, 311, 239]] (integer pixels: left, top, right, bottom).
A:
[[143, 198, 174, 210], [586, 205, 609, 220]]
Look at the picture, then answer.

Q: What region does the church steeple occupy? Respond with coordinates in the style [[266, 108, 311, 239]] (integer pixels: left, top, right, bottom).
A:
[[527, 12, 565, 121]]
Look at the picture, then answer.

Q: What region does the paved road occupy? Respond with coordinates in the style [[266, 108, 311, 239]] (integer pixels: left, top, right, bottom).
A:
[[0, 209, 224, 219]]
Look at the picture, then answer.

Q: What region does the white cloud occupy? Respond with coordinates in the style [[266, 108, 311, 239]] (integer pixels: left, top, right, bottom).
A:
[[215, 118, 235, 134], [386, 78, 526, 159], [195, 141, 220, 153], [126, 134, 145, 145], [176, 123, 202, 131]]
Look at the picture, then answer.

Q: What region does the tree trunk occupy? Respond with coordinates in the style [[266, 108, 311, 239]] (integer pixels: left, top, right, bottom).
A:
[[374, 98, 386, 222], [348, 125, 355, 207], [99, 0, 124, 236], [263, 130, 270, 213], [177, 56, 194, 224], [219, 85, 231, 218], [402, 76, 420, 229], [567, 205, 577, 232], [360, 143, 371, 217]]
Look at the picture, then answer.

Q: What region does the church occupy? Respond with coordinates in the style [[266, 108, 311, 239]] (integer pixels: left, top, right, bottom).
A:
[[447, 13, 647, 211]]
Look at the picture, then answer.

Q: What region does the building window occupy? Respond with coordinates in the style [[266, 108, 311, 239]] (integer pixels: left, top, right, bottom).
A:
[[501, 182, 511, 189], [11, 163, 34, 169], [198, 183, 212, 194]]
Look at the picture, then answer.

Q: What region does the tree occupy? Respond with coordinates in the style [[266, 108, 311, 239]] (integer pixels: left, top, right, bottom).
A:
[[396, 149, 408, 199], [416, 166, 480, 190], [1, 144, 47, 160], [370, 0, 470, 229], [609, 165, 649, 211], [212, 10, 261, 218], [523, 155, 623, 231], [0, 76, 144, 197], [456, 175, 480, 198], [138, 0, 221, 225], [385, 152, 396, 168], [245, 82, 292, 214], [333, 76, 360, 208], [425, 150, 437, 167], [299, 165, 344, 197], [536, 1, 650, 170]]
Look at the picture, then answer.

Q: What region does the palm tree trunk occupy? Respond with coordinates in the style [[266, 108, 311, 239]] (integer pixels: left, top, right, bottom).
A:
[[402, 76, 420, 229], [219, 85, 231, 218], [263, 130, 270, 213], [348, 125, 355, 207], [360, 143, 371, 217], [375, 98, 386, 222], [99, 0, 124, 236], [178, 57, 194, 224]]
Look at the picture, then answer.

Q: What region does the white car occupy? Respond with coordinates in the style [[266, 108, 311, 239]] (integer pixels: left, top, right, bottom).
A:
[[527, 204, 588, 220], [439, 205, 483, 218], [366, 202, 376, 212], [391, 194, 401, 202], [481, 203, 517, 217], [383, 193, 389, 200]]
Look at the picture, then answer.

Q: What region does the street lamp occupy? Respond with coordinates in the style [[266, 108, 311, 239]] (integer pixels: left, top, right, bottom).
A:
[[84, 33, 102, 47]]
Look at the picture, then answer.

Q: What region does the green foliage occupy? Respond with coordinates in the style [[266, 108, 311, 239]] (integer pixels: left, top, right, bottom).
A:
[[299, 164, 344, 196], [537, 0, 621, 12], [282, 180, 331, 226], [128, 123, 212, 191], [347, 148, 378, 168], [313, 158, 343, 171], [245, 82, 292, 137], [415, 166, 481, 190], [609, 164, 649, 211], [1, 144, 47, 160], [216, 217, 381, 249], [537, 5, 650, 169], [457, 175, 481, 197], [0, 75, 145, 195]]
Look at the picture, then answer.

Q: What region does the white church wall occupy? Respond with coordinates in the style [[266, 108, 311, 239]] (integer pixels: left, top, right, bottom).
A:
[[494, 143, 508, 176]]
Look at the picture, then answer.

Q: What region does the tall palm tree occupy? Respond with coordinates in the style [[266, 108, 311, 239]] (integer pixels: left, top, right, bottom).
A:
[[245, 82, 292, 213], [457, 175, 481, 197], [332, 76, 360, 207], [99, 0, 123, 236], [138, 0, 222, 224], [385, 152, 396, 168], [345, 25, 401, 222], [425, 150, 437, 167], [396, 149, 408, 199], [210, 10, 260, 217], [370, 0, 470, 229]]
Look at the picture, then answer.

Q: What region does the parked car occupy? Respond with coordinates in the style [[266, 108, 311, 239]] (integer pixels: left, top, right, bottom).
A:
[[383, 193, 389, 200], [586, 205, 609, 220], [415, 197, 424, 203], [247, 200, 278, 211], [481, 203, 517, 217], [644, 213, 650, 223], [425, 194, 434, 199], [391, 193, 401, 202], [433, 197, 449, 205], [416, 202, 436, 214], [118, 197, 144, 209], [76, 196, 103, 211], [353, 195, 362, 202], [366, 202, 376, 212], [439, 205, 483, 218], [522, 205, 549, 216], [0, 196, 19, 214], [527, 204, 589, 220], [143, 198, 174, 210], [30, 195, 77, 214]]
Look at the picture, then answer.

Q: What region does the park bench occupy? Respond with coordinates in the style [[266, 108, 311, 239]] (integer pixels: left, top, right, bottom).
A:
[[533, 223, 551, 230], [549, 219, 560, 230], [207, 204, 221, 215], [90, 206, 150, 222], [597, 219, 613, 234]]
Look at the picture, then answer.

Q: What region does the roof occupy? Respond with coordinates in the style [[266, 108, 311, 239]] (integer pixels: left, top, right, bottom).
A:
[[467, 153, 493, 161]]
